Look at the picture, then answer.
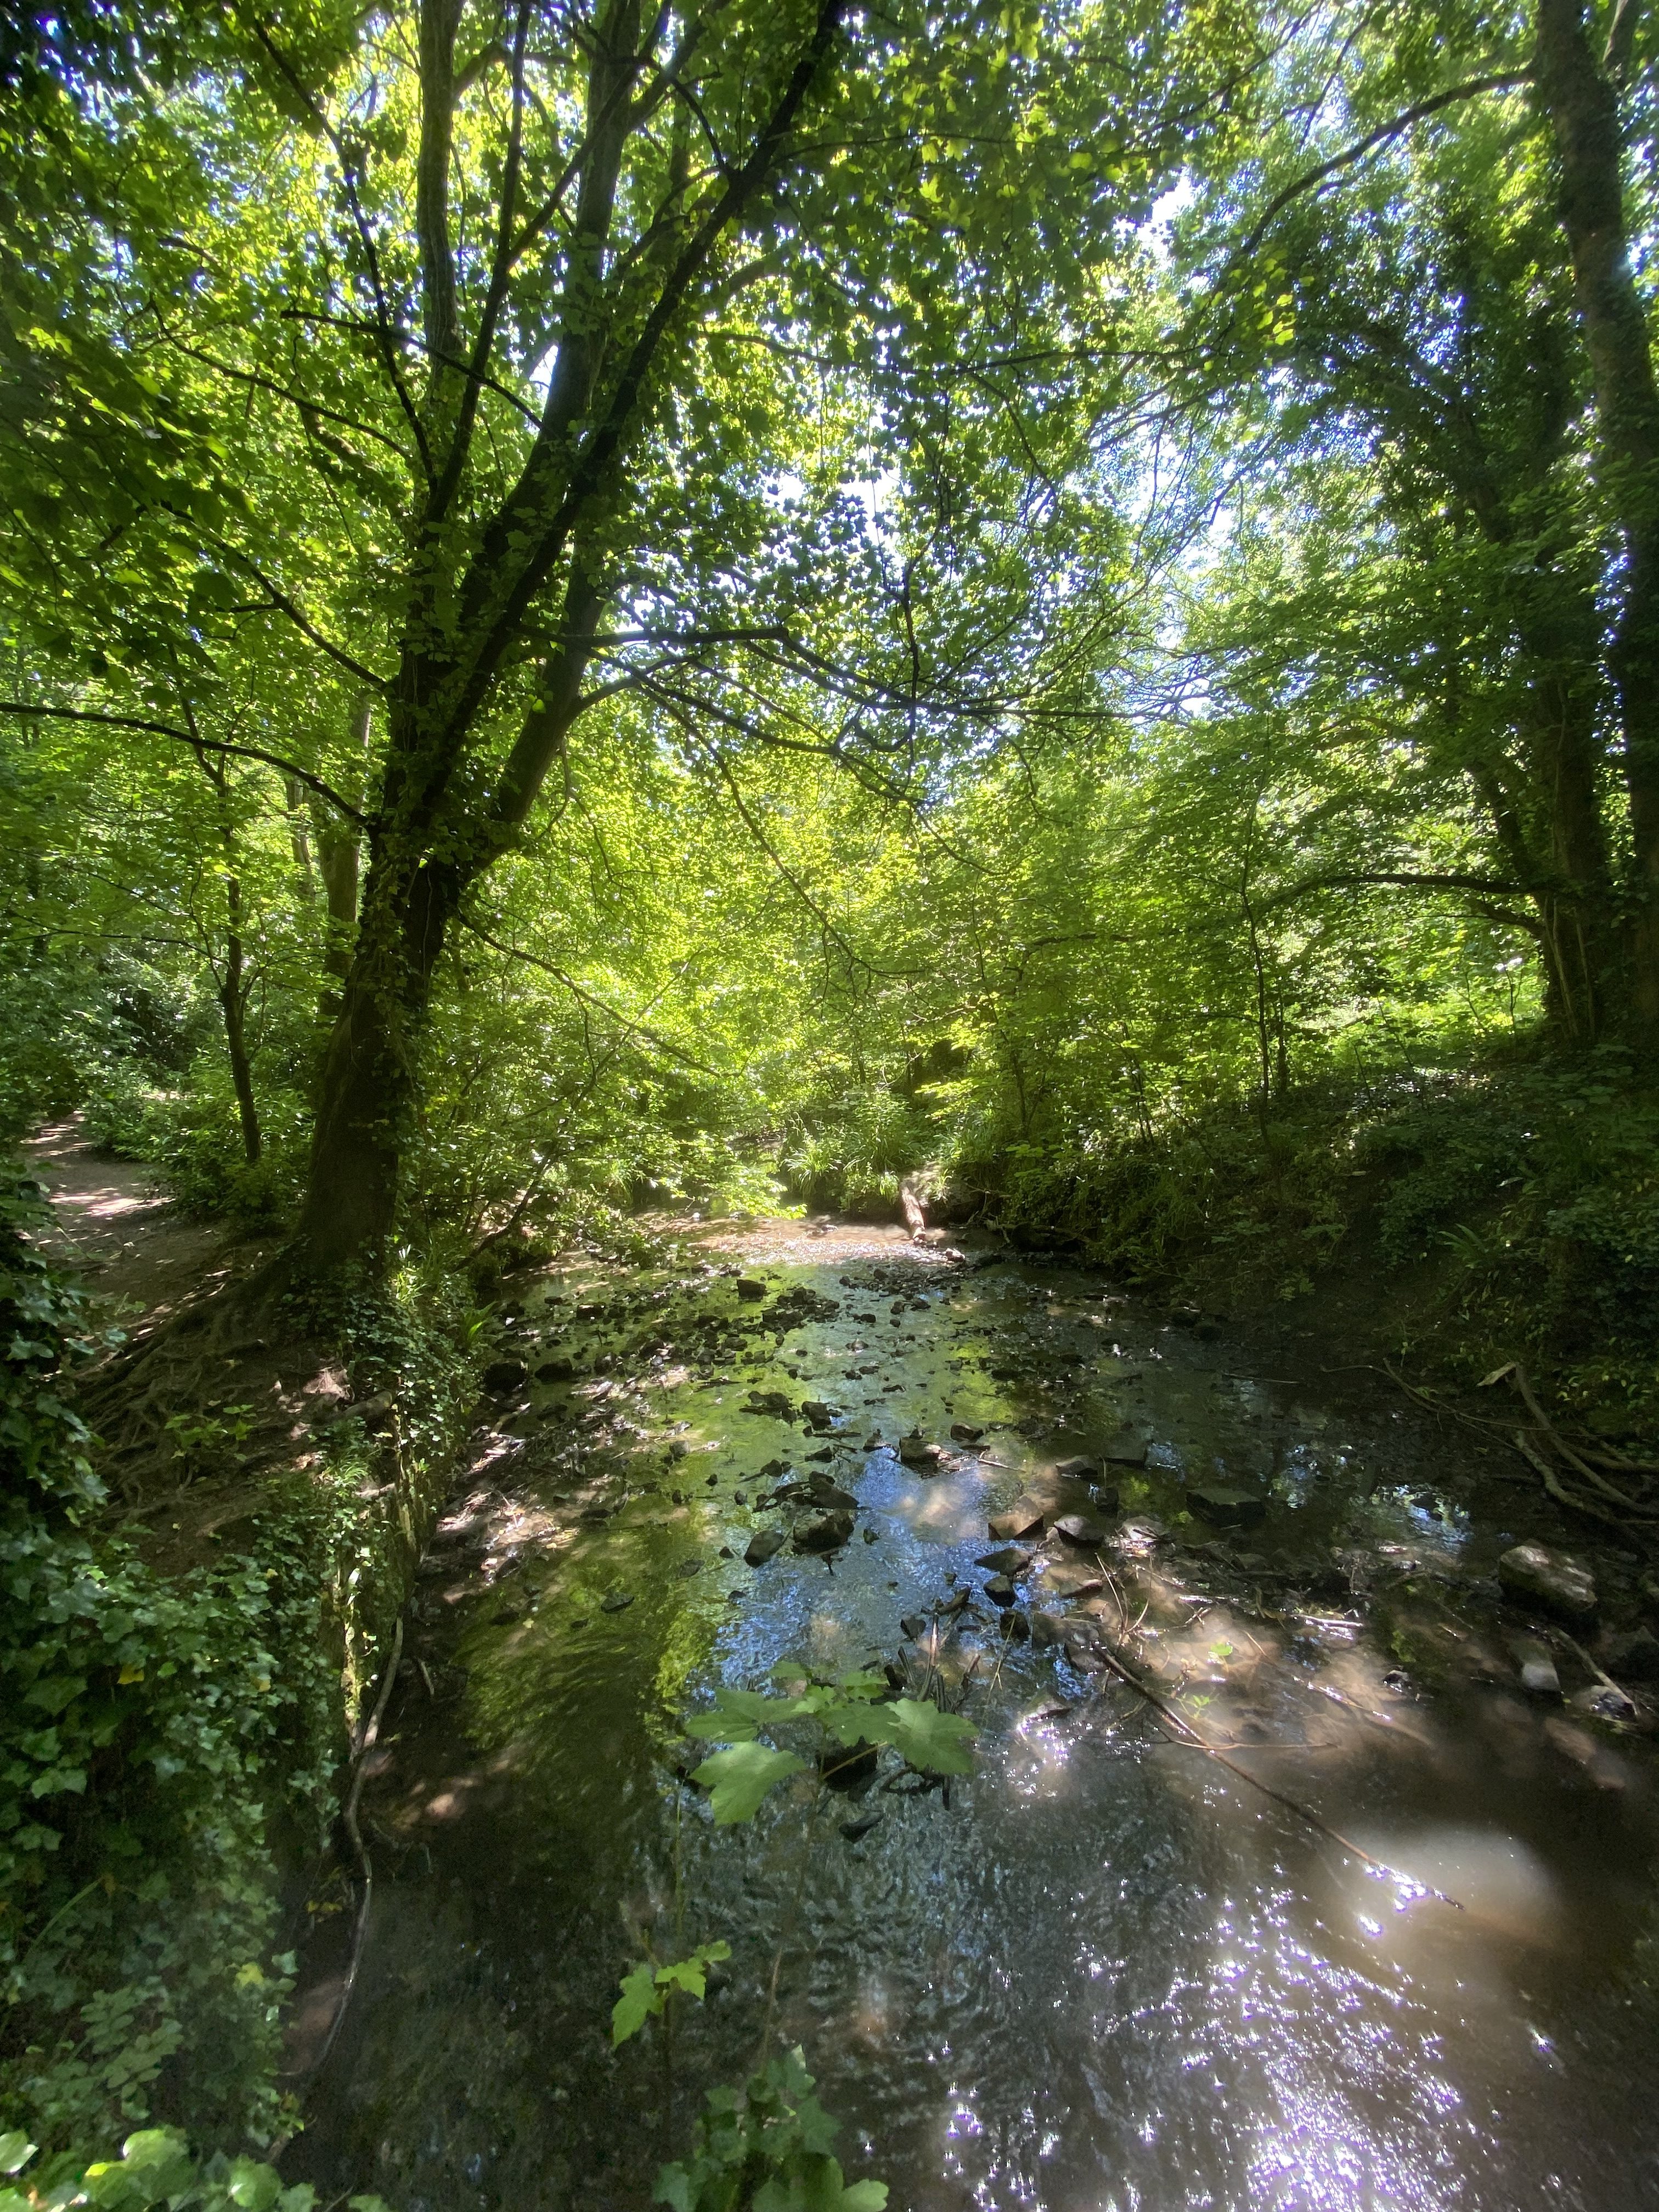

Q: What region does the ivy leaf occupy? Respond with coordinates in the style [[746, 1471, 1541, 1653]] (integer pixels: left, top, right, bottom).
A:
[[691, 1743, 808, 1822], [651, 2164, 692, 2211]]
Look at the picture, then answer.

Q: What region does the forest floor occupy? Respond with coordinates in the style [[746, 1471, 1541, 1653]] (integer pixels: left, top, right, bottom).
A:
[[22, 1115, 255, 1325]]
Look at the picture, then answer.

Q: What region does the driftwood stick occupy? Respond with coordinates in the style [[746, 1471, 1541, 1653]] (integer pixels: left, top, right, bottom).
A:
[[1093, 1637, 1463, 1909]]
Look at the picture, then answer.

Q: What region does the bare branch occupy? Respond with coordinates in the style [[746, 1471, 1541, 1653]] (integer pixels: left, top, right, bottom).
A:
[[456, 912, 721, 1071], [0, 701, 369, 822], [1237, 72, 1534, 258]]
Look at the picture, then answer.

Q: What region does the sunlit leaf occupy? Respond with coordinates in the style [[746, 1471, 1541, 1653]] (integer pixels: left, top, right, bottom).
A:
[[691, 1742, 808, 1822]]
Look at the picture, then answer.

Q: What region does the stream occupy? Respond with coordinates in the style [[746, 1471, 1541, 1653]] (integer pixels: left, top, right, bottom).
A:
[[287, 1223, 1659, 2211]]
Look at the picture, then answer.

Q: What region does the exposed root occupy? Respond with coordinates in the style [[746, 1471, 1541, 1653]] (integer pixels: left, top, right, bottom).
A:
[[72, 1249, 342, 1510], [1377, 1357, 1659, 1545]]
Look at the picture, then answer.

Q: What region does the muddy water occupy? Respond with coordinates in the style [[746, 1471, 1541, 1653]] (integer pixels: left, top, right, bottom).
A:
[[290, 1227, 1659, 2211]]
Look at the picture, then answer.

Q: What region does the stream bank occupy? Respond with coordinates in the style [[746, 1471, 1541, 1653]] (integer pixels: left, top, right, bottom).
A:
[[286, 1218, 1659, 2211], [1, 1131, 473, 2161]]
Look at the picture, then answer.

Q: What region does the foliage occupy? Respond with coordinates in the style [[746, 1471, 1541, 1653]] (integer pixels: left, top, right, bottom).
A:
[[683, 1669, 975, 1824], [611, 1943, 732, 2049], [0, 1184, 470, 2159], [0, 2125, 388, 2212], [653, 2051, 887, 2212], [1, 1174, 111, 1517]]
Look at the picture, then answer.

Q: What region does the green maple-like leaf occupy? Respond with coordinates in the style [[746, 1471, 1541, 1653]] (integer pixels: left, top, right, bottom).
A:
[[612, 1962, 663, 2046], [865, 1699, 975, 1775], [691, 1742, 808, 1821]]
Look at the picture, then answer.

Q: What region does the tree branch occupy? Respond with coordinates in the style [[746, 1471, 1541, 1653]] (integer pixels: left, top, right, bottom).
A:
[[1238, 72, 1534, 257], [1259, 867, 1528, 911], [0, 702, 369, 822], [455, 913, 721, 1071]]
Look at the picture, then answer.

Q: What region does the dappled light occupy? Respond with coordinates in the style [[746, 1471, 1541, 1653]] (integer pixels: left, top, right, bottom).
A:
[[3, 0, 1659, 2200]]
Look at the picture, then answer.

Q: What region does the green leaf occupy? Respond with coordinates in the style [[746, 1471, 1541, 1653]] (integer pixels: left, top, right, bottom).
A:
[[684, 1688, 816, 1741], [839, 2186, 889, 2210], [0, 2138, 33, 2180], [865, 1700, 976, 1775], [227, 2157, 284, 2210], [656, 1940, 731, 2000], [651, 2163, 692, 2211], [612, 1961, 663, 2045], [691, 1743, 808, 1822]]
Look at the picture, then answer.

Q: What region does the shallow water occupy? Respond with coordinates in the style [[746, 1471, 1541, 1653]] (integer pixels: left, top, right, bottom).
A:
[[289, 1229, 1659, 2211]]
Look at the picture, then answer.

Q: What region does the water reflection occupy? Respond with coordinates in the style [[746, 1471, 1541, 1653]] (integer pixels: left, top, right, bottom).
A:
[[290, 1233, 1659, 2211]]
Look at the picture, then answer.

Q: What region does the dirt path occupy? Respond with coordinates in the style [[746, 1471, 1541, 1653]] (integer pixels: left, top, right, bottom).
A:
[[21, 1117, 252, 1328]]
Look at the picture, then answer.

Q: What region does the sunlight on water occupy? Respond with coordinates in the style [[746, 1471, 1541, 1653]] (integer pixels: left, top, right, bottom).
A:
[[293, 1242, 1659, 2212]]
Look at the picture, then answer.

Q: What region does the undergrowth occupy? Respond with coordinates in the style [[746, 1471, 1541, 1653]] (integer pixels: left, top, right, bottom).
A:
[[0, 1169, 472, 2170], [945, 1043, 1659, 1428]]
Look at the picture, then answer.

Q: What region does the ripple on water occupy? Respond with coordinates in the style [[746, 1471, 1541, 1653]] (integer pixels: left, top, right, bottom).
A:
[[292, 1242, 1659, 2212]]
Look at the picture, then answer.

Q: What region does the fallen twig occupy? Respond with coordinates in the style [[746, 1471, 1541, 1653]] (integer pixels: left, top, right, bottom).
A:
[[1092, 1634, 1462, 1910]]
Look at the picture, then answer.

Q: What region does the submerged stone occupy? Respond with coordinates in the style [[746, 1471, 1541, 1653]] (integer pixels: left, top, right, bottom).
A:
[[1498, 1541, 1597, 1622], [1053, 1513, 1110, 1547], [792, 1508, 855, 1554], [989, 1497, 1047, 1540], [1188, 1483, 1267, 1528], [975, 1546, 1032, 1576], [1101, 1437, 1149, 1466], [744, 1527, 787, 1566], [1508, 1635, 1561, 1698]]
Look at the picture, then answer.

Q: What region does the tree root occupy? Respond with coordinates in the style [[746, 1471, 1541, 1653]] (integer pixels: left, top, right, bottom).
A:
[[71, 1249, 337, 1508], [1377, 1357, 1658, 1543], [311, 1618, 403, 2076]]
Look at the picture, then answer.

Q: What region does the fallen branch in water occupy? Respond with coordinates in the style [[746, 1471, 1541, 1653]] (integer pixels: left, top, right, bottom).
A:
[[1089, 1611, 1462, 1910]]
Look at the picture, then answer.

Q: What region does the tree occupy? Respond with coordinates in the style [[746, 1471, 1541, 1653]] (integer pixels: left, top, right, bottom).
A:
[[1, 0, 1246, 1274]]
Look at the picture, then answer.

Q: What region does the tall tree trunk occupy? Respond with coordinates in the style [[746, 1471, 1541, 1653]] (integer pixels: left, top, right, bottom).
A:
[[295, 839, 455, 1266], [220, 871, 262, 1166], [296, 570, 602, 1271], [1516, 586, 1621, 1041], [286, 0, 850, 1276], [1534, 0, 1659, 1033]]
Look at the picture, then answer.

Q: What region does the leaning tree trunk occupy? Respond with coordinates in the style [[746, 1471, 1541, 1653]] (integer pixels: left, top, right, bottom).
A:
[[1535, 0, 1659, 1036]]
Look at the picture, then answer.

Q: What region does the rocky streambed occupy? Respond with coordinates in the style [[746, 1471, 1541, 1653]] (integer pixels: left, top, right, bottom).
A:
[[287, 1221, 1659, 2211]]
